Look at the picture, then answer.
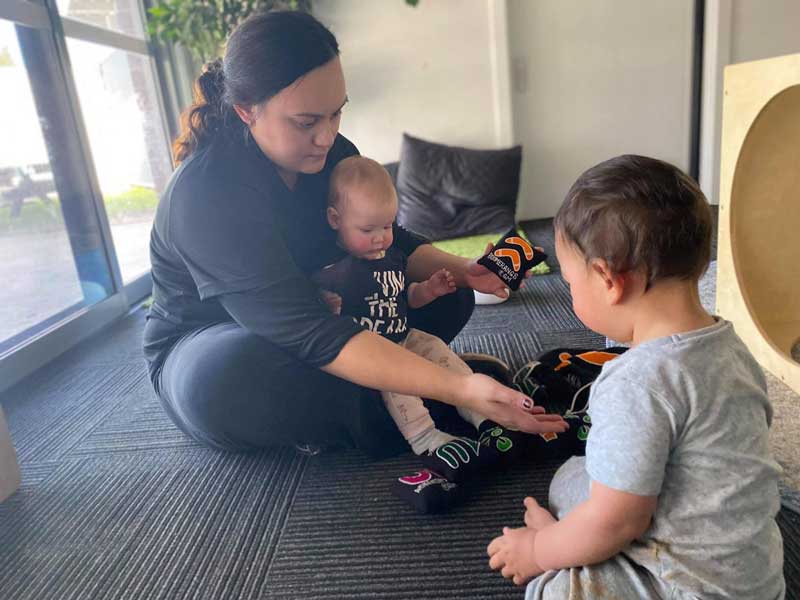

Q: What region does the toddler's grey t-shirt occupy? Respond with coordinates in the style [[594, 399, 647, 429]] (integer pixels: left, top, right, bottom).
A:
[[560, 319, 784, 599]]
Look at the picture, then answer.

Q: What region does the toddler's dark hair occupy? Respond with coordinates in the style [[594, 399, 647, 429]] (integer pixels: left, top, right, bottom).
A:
[[554, 155, 712, 288]]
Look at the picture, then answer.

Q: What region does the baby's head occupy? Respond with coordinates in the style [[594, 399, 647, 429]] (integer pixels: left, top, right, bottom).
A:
[[554, 154, 712, 340], [328, 156, 397, 260]]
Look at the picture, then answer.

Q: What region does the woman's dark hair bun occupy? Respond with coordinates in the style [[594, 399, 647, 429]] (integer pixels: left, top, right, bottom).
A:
[[197, 58, 226, 110]]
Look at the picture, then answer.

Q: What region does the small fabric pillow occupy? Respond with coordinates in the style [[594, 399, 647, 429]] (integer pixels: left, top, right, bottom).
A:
[[477, 227, 548, 290], [395, 133, 522, 241]]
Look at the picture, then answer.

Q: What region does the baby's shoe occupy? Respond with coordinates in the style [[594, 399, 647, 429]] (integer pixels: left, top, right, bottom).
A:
[[390, 468, 465, 514], [476, 420, 531, 466], [420, 421, 530, 482], [420, 436, 496, 483]]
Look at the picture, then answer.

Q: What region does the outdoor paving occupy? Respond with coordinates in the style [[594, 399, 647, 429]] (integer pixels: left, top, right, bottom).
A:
[[1, 220, 151, 344]]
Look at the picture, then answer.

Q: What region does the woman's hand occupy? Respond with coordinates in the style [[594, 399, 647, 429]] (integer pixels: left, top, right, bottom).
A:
[[465, 243, 510, 298], [458, 373, 568, 435], [465, 242, 546, 298], [487, 526, 545, 586], [324, 335, 567, 433]]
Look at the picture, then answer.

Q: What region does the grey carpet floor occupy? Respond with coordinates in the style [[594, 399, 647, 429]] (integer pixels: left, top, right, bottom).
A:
[[0, 218, 797, 599]]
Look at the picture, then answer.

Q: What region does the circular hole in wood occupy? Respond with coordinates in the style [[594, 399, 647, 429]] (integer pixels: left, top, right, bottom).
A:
[[730, 84, 800, 363]]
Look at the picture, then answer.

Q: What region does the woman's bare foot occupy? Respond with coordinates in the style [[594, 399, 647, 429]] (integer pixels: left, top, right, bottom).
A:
[[523, 496, 556, 530]]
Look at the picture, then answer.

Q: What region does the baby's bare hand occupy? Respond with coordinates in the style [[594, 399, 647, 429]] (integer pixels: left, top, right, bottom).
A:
[[523, 496, 556, 530], [319, 290, 342, 315], [487, 526, 544, 586], [428, 268, 456, 297]]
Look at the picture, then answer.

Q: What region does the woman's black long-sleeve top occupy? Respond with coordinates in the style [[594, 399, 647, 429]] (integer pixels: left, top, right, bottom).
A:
[[143, 132, 426, 380]]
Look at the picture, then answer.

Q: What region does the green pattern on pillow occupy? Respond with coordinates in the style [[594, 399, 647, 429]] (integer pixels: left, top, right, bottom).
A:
[[432, 229, 550, 275]]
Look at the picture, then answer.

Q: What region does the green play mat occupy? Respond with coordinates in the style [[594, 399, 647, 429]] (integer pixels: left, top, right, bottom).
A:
[[432, 228, 550, 275]]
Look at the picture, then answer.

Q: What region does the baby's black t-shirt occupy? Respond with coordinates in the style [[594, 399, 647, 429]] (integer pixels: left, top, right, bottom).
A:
[[313, 247, 410, 344]]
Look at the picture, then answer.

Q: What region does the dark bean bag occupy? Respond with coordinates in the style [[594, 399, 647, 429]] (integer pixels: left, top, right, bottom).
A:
[[395, 133, 522, 241]]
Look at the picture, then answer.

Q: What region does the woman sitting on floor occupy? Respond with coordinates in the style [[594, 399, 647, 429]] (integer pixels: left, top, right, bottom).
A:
[[142, 10, 565, 458]]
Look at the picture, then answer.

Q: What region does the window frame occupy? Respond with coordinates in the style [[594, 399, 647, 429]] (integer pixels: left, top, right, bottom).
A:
[[0, 0, 178, 392]]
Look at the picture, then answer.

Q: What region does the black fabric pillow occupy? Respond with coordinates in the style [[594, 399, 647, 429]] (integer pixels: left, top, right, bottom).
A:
[[395, 133, 522, 241]]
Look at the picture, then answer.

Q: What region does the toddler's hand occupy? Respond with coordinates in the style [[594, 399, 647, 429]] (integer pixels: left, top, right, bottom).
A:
[[487, 526, 544, 586], [523, 496, 556, 530], [426, 268, 456, 298], [319, 290, 342, 315]]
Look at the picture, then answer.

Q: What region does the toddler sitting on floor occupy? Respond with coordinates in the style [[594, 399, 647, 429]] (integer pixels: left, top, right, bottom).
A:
[[487, 154, 785, 599]]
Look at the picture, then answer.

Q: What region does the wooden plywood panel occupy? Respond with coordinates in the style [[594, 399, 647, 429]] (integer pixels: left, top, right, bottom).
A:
[[718, 53, 800, 394]]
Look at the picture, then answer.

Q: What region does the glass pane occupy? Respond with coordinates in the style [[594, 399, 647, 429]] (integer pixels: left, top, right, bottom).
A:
[[67, 38, 172, 283], [0, 20, 113, 352], [55, 0, 145, 39]]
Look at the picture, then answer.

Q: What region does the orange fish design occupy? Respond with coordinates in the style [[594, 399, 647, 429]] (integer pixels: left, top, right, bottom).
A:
[[554, 350, 622, 371]]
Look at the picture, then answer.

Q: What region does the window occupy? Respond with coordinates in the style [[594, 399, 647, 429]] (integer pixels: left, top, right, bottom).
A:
[[0, 0, 178, 388], [0, 18, 113, 353], [55, 0, 145, 39], [67, 38, 171, 283], [60, 0, 172, 285]]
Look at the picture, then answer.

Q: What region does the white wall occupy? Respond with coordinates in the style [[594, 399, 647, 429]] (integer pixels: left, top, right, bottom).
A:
[[730, 0, 800, 62], [507, 0, 696, 219], [314, 0, 512, 164], [700, 0, 800, 205], [318, 1, 800, 219]]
